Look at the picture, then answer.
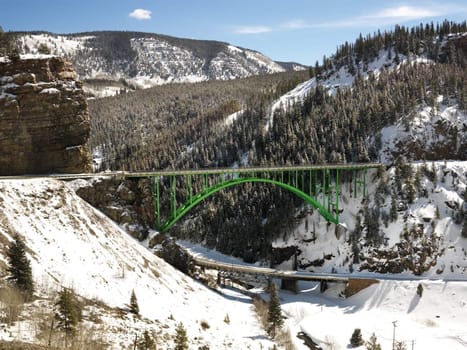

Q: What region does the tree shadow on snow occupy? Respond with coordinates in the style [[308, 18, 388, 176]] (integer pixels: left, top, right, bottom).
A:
[[407, 294, 420, 313]]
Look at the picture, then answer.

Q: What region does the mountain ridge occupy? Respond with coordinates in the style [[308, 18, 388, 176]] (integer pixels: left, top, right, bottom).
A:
[[10, 30, 307, 97]]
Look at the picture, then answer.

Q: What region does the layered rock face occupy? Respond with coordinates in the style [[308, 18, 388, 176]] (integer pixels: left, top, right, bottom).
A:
[[0, 56, 91, 175]]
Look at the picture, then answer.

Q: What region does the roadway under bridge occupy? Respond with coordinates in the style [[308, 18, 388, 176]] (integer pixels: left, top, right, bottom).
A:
[[191, 255, 379, 296]]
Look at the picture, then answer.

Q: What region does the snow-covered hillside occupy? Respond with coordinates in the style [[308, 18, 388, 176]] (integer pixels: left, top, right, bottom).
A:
[[265, 32, 465, 132], [267, 161, 467, 348], [271, 161, 466, 277], [181, 204, 467, 350], [265, 51, 395, 129], [378, 99, 466, 162], [180, 159, 467, 350], [0, 179, 275, 349], [16, 32, 292, 97]]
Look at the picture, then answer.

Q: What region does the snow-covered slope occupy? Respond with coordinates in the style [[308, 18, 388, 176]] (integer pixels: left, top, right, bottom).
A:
[[378, 99, 466, 162], [16, 32, 290, 97], [180, 161, 467, 349], [0, 179, 274, 349], [180, 204, 467, 350], [282, 279, 467, 350], [265, 32, 465, 131], [264, 51, 391, 129], [271, 161, 466, 278]]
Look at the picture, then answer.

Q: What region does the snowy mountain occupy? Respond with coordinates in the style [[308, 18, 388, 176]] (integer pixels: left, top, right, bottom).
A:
[[271, 161, 467, 277], [1, 168, 465, 349], [1, 22, 466, 350], [0, 178, 275, 349], [259, 31, 467, 276], [14, 31, 302, 97], [264, 31, 466, 134], [180, 160, 467, 350]]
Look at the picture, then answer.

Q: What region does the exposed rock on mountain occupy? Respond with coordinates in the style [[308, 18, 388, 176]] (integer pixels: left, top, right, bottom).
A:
[[0, 56, 91, 175], [72, 177, 154, 239], [14, 31, 305, 96]]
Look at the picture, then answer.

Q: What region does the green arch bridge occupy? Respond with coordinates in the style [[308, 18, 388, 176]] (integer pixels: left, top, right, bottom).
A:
[[122, 163, 382, 232]]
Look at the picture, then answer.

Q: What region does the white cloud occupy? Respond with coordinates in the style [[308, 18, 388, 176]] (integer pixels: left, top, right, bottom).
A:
[[317, 3, 466, 28], [368, 5, 439, 19], [233, 25, 272, 34], [281, 19, 310, 30], [129, 8, 152, 20], [233, 3, 466, 34]]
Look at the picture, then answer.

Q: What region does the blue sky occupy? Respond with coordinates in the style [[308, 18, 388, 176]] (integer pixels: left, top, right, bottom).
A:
[[1, 0, 466, 65]]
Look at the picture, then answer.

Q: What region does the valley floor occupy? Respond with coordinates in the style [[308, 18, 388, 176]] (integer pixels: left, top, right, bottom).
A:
[[183, 242, 467, 350], [282, 279, 467, 350]]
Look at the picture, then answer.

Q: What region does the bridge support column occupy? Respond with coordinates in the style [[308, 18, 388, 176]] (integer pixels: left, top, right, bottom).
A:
[[319, 280, 328, 293], [281, 278, 298, 293]]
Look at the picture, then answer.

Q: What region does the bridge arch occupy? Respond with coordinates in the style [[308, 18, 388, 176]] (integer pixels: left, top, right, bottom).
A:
[[158, 176, 337, 232]]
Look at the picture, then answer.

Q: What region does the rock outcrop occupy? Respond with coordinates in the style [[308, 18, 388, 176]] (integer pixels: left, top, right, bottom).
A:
[[74, 178, 154, 240], [0, 56, 91, 175]]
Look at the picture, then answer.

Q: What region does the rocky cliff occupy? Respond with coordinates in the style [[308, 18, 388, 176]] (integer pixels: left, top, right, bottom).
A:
[[0, 56, 91, 175]]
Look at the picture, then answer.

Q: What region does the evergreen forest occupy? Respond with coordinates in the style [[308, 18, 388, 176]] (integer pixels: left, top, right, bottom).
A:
[[88, 21, 467, 262]]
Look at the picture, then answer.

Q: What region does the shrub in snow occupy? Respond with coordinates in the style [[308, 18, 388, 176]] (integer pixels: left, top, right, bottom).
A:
[[395, 341, 408, 350], [365, 333, 382, 350], [417, 283, 424, 298], [0, 286, 24, 325], [200, 319, 210, 330], [350, 328, 364, 347]]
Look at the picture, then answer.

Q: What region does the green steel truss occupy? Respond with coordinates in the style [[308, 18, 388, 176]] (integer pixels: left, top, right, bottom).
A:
[[149, 163, 381, 233]]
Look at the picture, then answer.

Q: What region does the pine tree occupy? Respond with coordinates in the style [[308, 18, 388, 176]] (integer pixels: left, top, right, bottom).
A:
[[417, 283, 424, 297], [55, 287, 82, 346], [395, 341, 407, 350], [350, 328, 364, 347], [428, 162, 438, 183], [414, 168, 422, 192], [405, 177, 416, 204], [462, 221, 467, 239], [365, 333, 382, 350], [137, 330, 156, 350], [267, 283, 284, 338], [174, 322, 188, 350], [390, 191, 398, 222], [129, 289, 139, 315], [6, 234, 34, 301], [435, 206, 441, 220]]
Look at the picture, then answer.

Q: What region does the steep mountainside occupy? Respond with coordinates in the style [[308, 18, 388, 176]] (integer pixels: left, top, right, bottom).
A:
[[75, 22, 467, 266], [12, 31, 305, 97], [145, 22, 466, 264], [0, 179, 275, 349]]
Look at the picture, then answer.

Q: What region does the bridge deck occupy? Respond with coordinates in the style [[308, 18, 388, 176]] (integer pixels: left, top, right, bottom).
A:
[[193, 256, 350, 283], [0, 163, 383, 180]]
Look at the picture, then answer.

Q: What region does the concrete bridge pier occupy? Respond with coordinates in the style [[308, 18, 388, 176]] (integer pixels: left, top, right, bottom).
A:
[[280, 278, 298, 293], [320, 280, 328, 293]]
